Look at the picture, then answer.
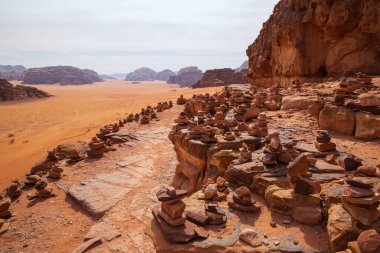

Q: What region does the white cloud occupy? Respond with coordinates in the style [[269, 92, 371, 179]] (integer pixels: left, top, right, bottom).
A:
[[0, 0, 277, 73]]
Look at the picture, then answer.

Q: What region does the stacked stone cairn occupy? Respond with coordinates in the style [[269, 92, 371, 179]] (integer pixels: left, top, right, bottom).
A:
[[86, 137, 106, 158], [155, 186, 187, 227], [48, 165, 63, 179], [314, 130, 336, 152], [262, 132, 293, 165], [203, 177, 228, 201], [177, 95, 187, 105], [5, 180, 22, 200], [341, 178, 380, 230], [233, 143, 252, 165], [27, 179, 56, 200], [248, 112, 268, 137], [0, 197, 11, 219], [228, 186, 260, 213]]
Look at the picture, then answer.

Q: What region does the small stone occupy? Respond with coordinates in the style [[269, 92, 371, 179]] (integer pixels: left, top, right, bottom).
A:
[[235, 186, 251, 198], [287, 154, 309, 177], [274, 240, 280, 246], [325, 154, 337, 164], [357, 166, 377, 177], [161, 200, 186, 220], [357, 229, 380, 253], [314, 141, 336, 152], [186, 211, 209, 226], [343, 185, 374, 198], [338, 154, 363, 171], [270, 221, 277, 228], [194, 226, 209, 239], [239, 228, 262, 248], [204, 184, 218, 200]]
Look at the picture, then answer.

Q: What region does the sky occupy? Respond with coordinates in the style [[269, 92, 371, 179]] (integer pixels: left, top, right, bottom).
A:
[[0, 0, 277, 74]]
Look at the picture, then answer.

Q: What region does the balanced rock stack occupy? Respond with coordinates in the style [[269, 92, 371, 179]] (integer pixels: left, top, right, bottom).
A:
[[314, 130, 336, 152], [48, 165, 63, 179], [140, 115, 150, 124], [27, 179, 56, 200], [341, 179, 380, 227], [248, 112, 268, 137], [174, 112, 189, 125], [228, 186, 260, 213], [86, 137, 106, 158], [262, 132, 292, 165], [177, 95, 186, 105], [155, 187, 188, 227], [287, 153, 321, 195], [200, 126, 218, 143], [233, 143, 252, 165], [5, 180, 22, 199], [203, 177, 228, 201], [0, 197, 11, 219], [127, 113, 134, 122]]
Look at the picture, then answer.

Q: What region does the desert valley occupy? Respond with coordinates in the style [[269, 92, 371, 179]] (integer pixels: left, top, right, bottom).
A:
[[1, 1, 380, 253]]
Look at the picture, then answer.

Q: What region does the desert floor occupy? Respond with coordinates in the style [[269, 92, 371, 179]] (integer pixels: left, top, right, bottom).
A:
[[0, 80, 221, 188]]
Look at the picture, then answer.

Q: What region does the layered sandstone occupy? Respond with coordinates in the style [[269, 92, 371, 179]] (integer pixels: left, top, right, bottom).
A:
[[192, 68, 249, 88], [167, 66, 203, 87], [0, 79, 51, 102], [23, 66, 102, 85], [247, 0, 380, 86]]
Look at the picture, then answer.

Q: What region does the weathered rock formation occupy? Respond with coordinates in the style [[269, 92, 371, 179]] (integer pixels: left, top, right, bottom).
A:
[[192, 68, 249, 88], [247, 0, 380, 86], [156, 69, 175, 81], [23, 66, 102, 85], [167, 66, 203, 87], [235, 60, 248, 72], [125, 67, 157, 81], [0, 65, 27, 81], [0, 79, 51, 102]]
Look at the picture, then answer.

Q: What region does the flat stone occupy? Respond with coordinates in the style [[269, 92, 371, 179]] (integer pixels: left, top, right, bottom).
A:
[[343, 185, 374, 198], [0, 220, 10, 235], [314, 141, 336, 152], [205, 211, 226, 225], [156, 187, 187, 202], [152, 209, 197, 243], [186, 211, 209, 226], [287, 154, 309, 177], [342, 194, 380, 206], [239, 228, 262, 248], [72, 237, 102, 253], [342, 199, 380, 226], [297, 142, 340, 157], [158, 209, 186, 227], [68, 180, 130, 218], [228, 201, 260, 213], [290, 177, 321, 195], [310, 160, 345, 174], [85, 222, 121, 242], [194, 227, 209, 239], [311, 173, 346, 183], [346, 179, 373, 190]]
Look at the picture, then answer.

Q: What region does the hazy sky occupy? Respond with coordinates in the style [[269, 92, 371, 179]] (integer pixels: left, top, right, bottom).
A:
[[0, 0, 277, 74]]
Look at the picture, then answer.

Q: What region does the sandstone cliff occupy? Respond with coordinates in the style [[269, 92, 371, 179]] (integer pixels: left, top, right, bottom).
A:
[[192, 68, 248, 88], [23, 66, 102, 85], [167, 66, 203, 87], [0, 65, 27, 81], [125, 67, 157, 81], [0, 79, 51, 102], [247, 0, 380, 86]]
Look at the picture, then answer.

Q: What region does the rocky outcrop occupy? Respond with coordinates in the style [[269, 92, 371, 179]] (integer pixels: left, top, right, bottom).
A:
[[192, 68, 248, 88], [0, 79, 51, 102], [156, 69, 175, 81], [0, 65, 27, 81], [235, 60, 249, 73], [125, 67, 157, 81], [247, 0, 380, 86], [23, 66, 102, 85], [167, 66, 203, 87]]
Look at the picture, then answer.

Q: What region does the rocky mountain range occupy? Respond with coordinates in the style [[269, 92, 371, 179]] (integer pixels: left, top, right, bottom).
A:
[[23, 66, 102, 85], [192, 68, 248, 88], [0, 78, 51, 102], [167, 66, 203, 87], [247, 0, 380, 86], [0, 65, 27, 81], [125, 68, 175, 82]]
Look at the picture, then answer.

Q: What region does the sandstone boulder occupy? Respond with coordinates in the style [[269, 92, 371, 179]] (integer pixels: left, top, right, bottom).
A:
[[319, 105, 355, 135], [281, 96, 317, 110], [359, 94, 380, 107], [192, 68, 248, 88], [355, 112, 380, 139]]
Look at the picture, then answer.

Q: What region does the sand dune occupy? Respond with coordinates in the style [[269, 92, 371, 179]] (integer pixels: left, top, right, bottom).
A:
[[0, 80, 221, 187]]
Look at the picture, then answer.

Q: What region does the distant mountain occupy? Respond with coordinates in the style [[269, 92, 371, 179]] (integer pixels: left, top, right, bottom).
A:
[[235, 60, 248, 72], [156, 69, 175, 81], [0, 65, 28, 81], [99, 74, 116, 80], [0, 78, 51, 102], [193, 68, 248, 89], [167, 66, 203, 87], [23, 66, 102, 85], [125, 67, 157, 81]]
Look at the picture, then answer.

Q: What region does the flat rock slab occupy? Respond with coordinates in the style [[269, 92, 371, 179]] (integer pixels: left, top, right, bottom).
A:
[[116, 154, 147, 167], [310, 160, 345, 174], [68, 181, 130, 218], [85, 222, 121, 242], [95, 172, 141, 187], [311, 173, 346, 183], [72, 237, 102, 253], [297, 142, 341, 157]]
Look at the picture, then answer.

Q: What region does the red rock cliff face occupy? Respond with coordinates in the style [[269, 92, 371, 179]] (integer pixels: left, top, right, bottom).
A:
[[247, 0, 380, 86]]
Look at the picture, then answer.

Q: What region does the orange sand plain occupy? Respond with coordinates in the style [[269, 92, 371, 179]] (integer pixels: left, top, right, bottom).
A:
[[0, 80, 221, 188]]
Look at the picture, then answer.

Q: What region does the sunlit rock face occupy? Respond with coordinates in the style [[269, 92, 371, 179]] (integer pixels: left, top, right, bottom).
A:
[[247, 0, 380, 86]]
